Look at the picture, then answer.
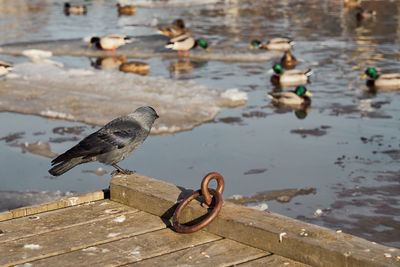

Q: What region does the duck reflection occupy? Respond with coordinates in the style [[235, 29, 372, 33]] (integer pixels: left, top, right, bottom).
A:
[[119, 61, 150, 76], [167, 59, 207, 77], [90, 56, 126, 70]]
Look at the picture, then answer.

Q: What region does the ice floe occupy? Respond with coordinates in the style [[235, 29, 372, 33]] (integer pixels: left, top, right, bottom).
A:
[[1, 60, 247, 134]]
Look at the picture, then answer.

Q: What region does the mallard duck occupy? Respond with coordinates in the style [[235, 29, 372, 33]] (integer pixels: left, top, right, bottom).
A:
[[280, 51, 298, 69], [165, 34, 210, 55], [158, 19, 189, 38], [356, 7, 376, 21], [116, 4, 136, 16], [90, 56, 127, 70], [268, 85, 312, 106], [89, 35, 132, 52], [119, 61, 150, 76], [270, 64, 312, 87], [64, 2, 87, 15], [362, 67, 400, 90], [249, 38, 294, 51], [0, 61, 13, 76]]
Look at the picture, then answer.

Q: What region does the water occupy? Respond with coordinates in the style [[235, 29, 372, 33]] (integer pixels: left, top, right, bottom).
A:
[[1, 0, 400, 247]]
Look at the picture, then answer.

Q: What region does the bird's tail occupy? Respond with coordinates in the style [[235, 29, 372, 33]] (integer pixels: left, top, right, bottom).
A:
[[48, 158, 82, 176]]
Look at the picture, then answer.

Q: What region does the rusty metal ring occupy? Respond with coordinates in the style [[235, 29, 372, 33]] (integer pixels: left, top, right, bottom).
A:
[[172, 188, 222, 233], [201, 172, 224, 206]]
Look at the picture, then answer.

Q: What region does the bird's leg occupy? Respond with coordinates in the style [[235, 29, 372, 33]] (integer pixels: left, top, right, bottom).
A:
[[112, 163, 134, 175]]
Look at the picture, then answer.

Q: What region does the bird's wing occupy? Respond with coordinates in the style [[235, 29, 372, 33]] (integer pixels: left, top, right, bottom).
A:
[[170, 33, 191, 43], [51, 119, 142, 165]]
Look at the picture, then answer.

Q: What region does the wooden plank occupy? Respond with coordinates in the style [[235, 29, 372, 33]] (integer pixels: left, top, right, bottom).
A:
[[29, 229, 222, 266], [0, 190, 106, 222], [128, 238, 269, 266], [110, 173, 400, 267], [0, 199, 137, 243], [0, 211, 166, 266], [238, 254, 311, 266]]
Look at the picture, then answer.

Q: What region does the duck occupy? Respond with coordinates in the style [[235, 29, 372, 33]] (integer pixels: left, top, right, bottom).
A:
[[116, 4, 136, 16], [0, 61, 13, 76], [64, 2, 87, 15], [249, 38, 294, 51], [165, 34, 210, 55], [90, 56, 127, 70], [268, 85, 313, 107], [119, 61, 150, 76], [356, 7, 376, 21], [280, 51, 298, 69], [158, 19, 189, 38], [270, 64, 312, 87], [89, 35, 132, 52], [362, 67, 400, 90]]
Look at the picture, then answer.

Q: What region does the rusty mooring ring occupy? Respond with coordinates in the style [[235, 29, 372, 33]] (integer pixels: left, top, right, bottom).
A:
[[172, 172, 224, 233], [201, 172, 224, 206]]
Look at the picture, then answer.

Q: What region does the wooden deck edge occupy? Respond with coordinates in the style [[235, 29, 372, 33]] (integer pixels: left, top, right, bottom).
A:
[[0, 190, 106, 222], [110, 173, 400, 267]]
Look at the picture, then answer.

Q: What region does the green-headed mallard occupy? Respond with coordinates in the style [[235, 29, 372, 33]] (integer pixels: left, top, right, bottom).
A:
[[268, 85, 312, 106], [270, 64, 312, 87], [116, 4, 136, 16], [362, 67, 400, 90], [165, 34, 210, 55], [249, 38, 294, 51], [64, 2, 87, 15], [119, 61, 150, 76], [89, 35, 132, 52], [0, 61, 13, 76], [280, 51, 298, 69], [158, 19, 189, 39]]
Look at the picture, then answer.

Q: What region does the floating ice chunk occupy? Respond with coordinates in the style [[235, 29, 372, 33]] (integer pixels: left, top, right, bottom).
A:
[[40, 110, 75, 120], [247, 202, 268, 211], [22, 49, 52, 59], [4, 62, 246, 134], [220, 88, 248, 107], [24, 244, 41, 249], [314, 209, 323, 217]]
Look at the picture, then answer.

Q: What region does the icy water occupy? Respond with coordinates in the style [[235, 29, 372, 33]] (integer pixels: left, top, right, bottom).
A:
[[1, 0, 400, 247]]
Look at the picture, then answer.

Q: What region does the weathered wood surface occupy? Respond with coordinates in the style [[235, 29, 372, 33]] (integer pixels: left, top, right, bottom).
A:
[[0, 190, 105, 222], [110, 173, 400, 267], [0, 36, 281, 62], [0, 196, 307, 266]]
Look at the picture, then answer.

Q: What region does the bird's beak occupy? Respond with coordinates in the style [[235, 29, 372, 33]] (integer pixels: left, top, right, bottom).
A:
[[305, 91, 313, 97], [361, 73, 367, 79], [249, 45, 254, 51], [206, 48, 211, 52]]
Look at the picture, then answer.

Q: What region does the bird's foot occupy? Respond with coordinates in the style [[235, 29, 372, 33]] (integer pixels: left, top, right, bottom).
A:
[[111, 169, 135, 176]]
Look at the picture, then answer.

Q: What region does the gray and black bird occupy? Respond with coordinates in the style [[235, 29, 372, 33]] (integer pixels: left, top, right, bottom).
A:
[[49, 106, 159, 176]]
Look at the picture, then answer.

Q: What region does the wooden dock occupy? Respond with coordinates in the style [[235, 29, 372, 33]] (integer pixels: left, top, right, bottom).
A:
[[0, 173, 399, 266]]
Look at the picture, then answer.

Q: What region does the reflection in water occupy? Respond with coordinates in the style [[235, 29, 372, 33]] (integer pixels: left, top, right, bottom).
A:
[[89, 57, 150, 75], [168, 59, 207, 77], [116, 4, 136, 16], [119, 61, 150, 76], [90, 56, 126, 70]]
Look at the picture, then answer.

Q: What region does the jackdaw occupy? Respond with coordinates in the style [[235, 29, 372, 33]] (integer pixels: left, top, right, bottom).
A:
[[49, 106, 159, 176]]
